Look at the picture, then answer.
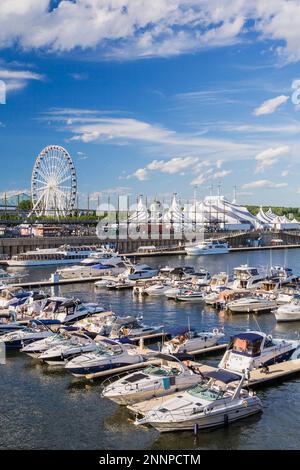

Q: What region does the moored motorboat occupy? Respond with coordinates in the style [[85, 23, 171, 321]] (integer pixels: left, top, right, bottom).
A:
[[226, 296, 277, 313], [0, 320, 56, 349], [175, 290, 204, 302], [102, 354, 202, 405], [38, 332, 98, 365], [64, 337, 145, 377], [161, 328, 225, 355], [135, 369, 262, 432], [274, 295, 300, 322], [219, 331, 299, 371]]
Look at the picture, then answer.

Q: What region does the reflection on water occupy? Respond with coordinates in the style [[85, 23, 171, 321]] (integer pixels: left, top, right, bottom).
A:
[[1, 248, 300, 449]]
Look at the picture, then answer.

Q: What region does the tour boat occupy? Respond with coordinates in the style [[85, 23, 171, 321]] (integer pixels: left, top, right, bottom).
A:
[[64, 337, 145, 377], [185, 239, 229, 256], [101, 354, 202, 405], [274, 295, 300, 322], [135, 369, 262, 432], [6, 245, 100, 267], [219, 331, 298, 372], [161, 328, 225, 355]]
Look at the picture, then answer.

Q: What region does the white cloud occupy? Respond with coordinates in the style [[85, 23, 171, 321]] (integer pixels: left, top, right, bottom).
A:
[[0, 65, 44, 93], [255, 145, 290, 173], [242, 179, 288, 189], [1, 2, 300, 62], [281, 169, 290, 177], [213, 169, 232, 178], [253, 95, 289, 116], [130, 168, 148, 181], [147, 156, 198, 174], [44, 108, 254, 161]]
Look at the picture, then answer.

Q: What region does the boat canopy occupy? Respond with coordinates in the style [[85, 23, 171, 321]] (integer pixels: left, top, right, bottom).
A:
[[205, 369, 242, 384]]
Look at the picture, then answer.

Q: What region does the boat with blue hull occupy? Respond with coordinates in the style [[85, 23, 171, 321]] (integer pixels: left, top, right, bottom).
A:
[[219, 331, 299, 372]]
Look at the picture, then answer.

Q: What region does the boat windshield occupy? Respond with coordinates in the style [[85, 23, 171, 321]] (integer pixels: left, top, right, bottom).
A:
[[188, 384, 223, 401], [94, 342, 122, 357], [231, 335, 263, 356], [143, 365, 180, 376]]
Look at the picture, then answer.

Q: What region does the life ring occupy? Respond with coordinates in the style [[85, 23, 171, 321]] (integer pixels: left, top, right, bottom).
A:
[[203, 406, 212, 415], [213, 328, 219, 335]]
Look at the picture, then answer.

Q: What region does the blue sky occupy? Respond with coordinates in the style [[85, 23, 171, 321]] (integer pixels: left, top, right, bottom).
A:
[[1, 1, 300, 207]]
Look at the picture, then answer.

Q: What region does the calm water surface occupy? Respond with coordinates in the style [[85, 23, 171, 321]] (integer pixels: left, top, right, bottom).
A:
[[1, 248, 300, 449]]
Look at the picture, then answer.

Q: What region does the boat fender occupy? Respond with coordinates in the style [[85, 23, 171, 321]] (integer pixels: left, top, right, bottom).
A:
[[203, 406, 211, 415], [243, 400, 248, 407]]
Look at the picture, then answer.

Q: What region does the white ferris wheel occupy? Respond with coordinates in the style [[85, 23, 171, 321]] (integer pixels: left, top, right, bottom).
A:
[[31, 145, 77, 217]]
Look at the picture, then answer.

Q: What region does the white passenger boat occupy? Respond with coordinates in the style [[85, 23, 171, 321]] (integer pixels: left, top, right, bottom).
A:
[[102, 354, 202, 405], [57, 254, 126, 280], [161, 328, 224, 355], [219, 331, 298, 371], [226, 296, 277, 313], [6, 245, 100, 267], [185, 239, 229, 256], [64, 337, 145, 377], [135, 369, 262, 432], [274, 295, 300, 322], [21, 328, 79, 357]]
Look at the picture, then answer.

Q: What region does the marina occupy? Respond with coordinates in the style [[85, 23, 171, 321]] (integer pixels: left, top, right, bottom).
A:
[[1, 247, 300, 449]]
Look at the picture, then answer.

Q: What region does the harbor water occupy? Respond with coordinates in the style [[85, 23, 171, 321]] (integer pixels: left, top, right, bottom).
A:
[[1, 248, 300, 450]]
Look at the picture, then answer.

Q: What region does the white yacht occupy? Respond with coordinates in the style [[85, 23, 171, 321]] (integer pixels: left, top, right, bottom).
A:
[[64, 337, 145, 377], [38, 332, 98, 365], [175, 290, 204, 302], [226, 296, 277, 313], [36, 297, 104, 324], [0, 320, 54, 350], [185, 239, 229, 256], [73, 311, 117, 336], [274, 295, 300, 322], [127, 265, 159, 280], [135, 369, 262, 432], [0, 287, 29, 308], [144, 282, 173, 296], [161, 328, 225, 355], [109, 316, 162, 339], [57, 253, 126, 279], [232, 265, 267, 290], [6, 245, 100, 267], [21, 329, 79, 357], [102, 355, 202, 405], [219, 331, 298, 372], [270, 266, 298, 285]]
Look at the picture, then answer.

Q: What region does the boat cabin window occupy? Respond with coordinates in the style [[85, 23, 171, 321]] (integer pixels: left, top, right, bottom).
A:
[[143, 365, 180, 376]]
